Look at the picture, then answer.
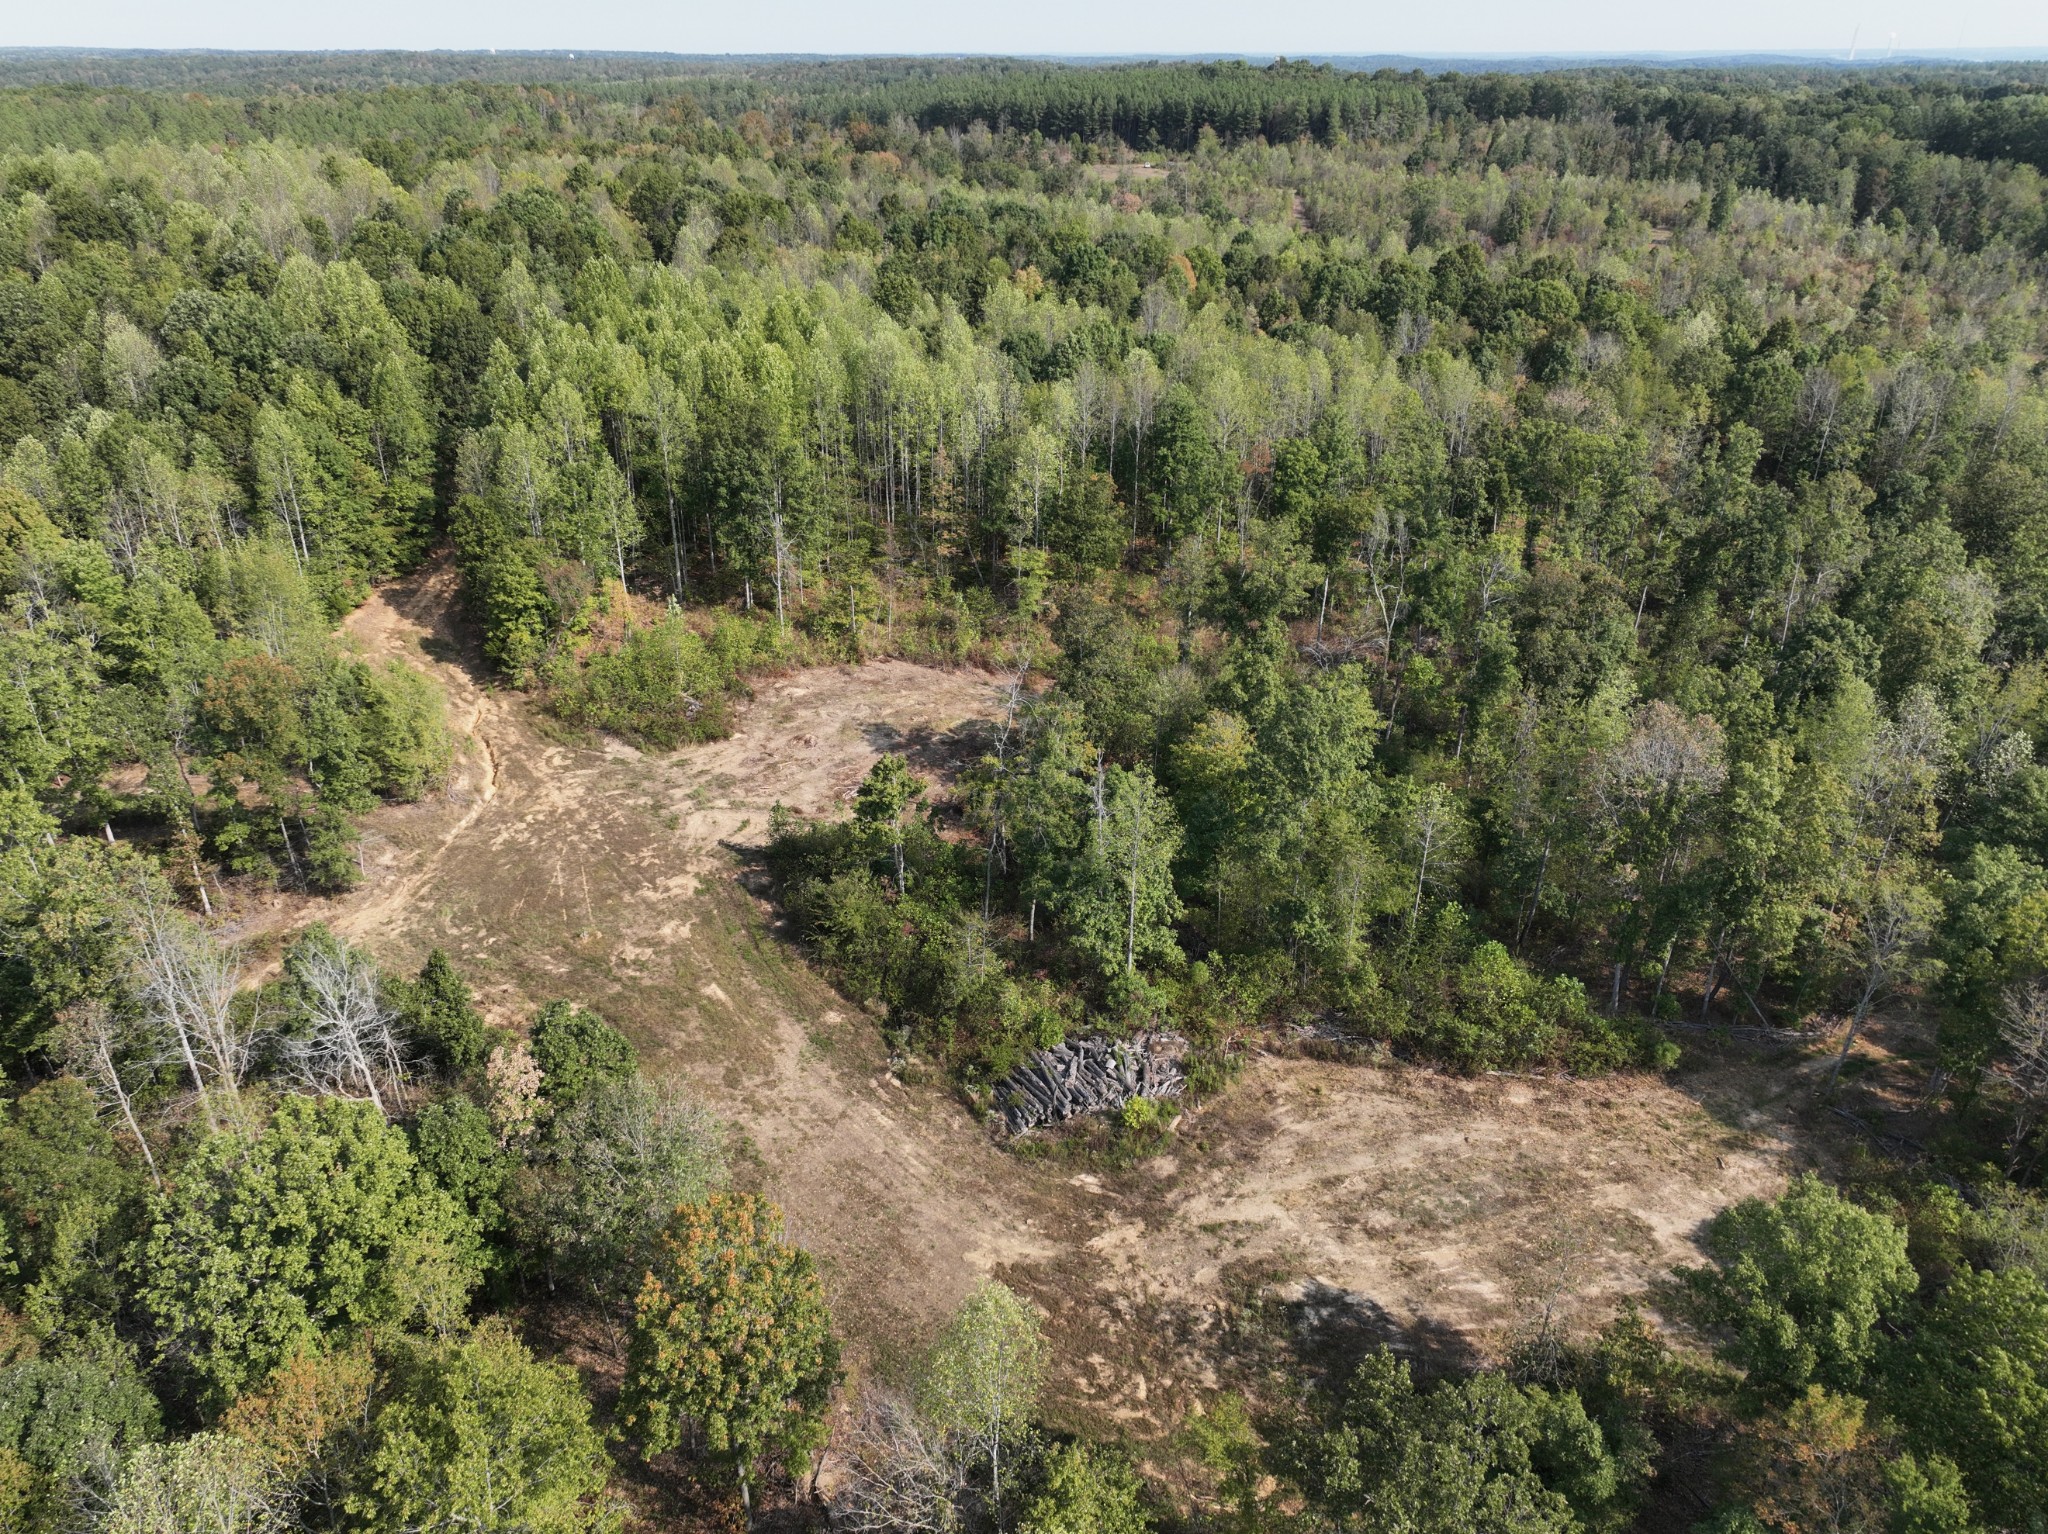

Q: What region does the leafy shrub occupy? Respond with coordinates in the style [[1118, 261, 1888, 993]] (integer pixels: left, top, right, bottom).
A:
[[541, 611, 782, 750], [528, 1002, 635, 1106], [1351, 922, 1665, 1075], [389, 949, 492, 1074]]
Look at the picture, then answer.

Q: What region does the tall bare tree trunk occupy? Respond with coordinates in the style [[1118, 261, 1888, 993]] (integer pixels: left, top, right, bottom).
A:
[[1125, 785, 1146, 976]]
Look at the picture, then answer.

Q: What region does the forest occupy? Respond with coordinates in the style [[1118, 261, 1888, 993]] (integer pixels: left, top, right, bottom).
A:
[[3, 46, 2048, 1533]]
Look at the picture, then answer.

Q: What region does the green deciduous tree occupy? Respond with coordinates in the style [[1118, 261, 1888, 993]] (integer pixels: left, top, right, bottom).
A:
[[510, 1074, 726, 1302], [0, 1078, 139, 1332], [347, 1321, 618, 1534], [1881, 1265, 2048, 1531], [919, 1279, 1047, 1524], [409, 1098, 511, 1245], [856, 754, 925, 895], [140, 1096, 483, 1408], [91, 1432, 292, 1534], [1058, 764, 1184, 980], [1681, 1173, 1914, 1401], [0, 1331, 161, 1511], [528, 1001, 635, 1107], [1291, 1349, 1642, 1534], [1019, 1443, 1151, 1534]]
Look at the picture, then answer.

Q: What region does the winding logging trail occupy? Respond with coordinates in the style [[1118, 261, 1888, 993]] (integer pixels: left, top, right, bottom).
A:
[[280, 556, 1793, 1432]]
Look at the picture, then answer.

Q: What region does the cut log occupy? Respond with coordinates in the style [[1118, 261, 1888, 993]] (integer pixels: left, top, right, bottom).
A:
[[995, 1031, 1191, 1134]]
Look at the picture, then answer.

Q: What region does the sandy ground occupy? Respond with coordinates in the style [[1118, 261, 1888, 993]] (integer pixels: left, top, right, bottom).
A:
[[273, 557, 1796, 1431]]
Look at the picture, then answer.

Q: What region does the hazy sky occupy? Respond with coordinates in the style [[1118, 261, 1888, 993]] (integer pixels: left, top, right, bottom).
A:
[[6, 0, 2045, 59]]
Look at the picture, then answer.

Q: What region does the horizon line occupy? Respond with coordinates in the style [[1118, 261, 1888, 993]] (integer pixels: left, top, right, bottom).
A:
[[5, 46, 2048, 62]]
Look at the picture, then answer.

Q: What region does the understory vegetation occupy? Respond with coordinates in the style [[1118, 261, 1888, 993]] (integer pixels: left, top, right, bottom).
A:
[[5, 49, 2048, 1534]]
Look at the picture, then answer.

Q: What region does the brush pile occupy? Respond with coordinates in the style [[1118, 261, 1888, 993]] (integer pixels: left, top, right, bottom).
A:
[[996, 1032, 1187, 1134]]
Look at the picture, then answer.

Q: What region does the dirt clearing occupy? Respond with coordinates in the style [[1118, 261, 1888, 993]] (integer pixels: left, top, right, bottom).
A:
[[272, 558, 1798, 1429]]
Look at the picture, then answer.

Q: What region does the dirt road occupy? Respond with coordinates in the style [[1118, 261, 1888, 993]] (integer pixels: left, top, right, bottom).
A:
[[301, 559, 1792, 1429]]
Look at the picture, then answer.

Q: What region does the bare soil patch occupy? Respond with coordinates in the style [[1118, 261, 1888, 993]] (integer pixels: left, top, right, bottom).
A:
[[1084, 161, 1172, 182], [272, 558, 1803, 1430]]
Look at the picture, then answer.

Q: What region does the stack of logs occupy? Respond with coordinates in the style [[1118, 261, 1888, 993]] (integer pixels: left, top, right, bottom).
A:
[[996, 1032, 1187, 1134]]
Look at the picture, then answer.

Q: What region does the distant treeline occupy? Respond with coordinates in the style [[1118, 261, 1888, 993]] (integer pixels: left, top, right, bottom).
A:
[[831, 61, 1437, 149], [0, 50, 990, 92], [0, 62, 1049, 156], [829, 60, 2048, 177], [5, 58, 2048, 241]]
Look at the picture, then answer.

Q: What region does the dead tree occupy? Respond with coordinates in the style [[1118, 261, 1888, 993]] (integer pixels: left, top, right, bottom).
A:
[[129, 880, 251, 1132], [61, 1003, 162, 1188], [283, 935, 407, 1116], [2000, 980, 2048, 1177], [832, 1389, 962, 1534], [1824, 880, 1932, 1096]]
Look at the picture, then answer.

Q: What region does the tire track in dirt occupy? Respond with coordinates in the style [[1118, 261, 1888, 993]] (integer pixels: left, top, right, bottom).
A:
[[291, 557, 1797, 1433], [323, 558, 1073, 1365], [336, 572, 505, 944]]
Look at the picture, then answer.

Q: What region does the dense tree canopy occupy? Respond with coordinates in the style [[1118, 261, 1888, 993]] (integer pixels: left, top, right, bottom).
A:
[[6, 49, 2048, 1534], [140, 1095, 484, 1406]]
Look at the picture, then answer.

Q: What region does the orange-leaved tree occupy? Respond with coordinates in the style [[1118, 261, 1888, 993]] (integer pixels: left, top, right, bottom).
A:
[[619, 1192, 837, 1524]]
